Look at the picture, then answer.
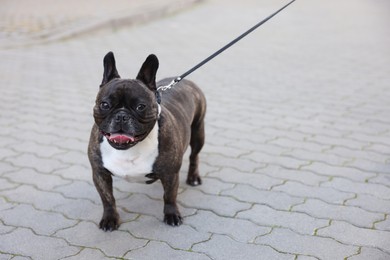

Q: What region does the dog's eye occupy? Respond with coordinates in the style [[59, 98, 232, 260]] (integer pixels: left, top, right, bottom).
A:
[[136, 104, 146, 112], [100, 102, 110, 110]]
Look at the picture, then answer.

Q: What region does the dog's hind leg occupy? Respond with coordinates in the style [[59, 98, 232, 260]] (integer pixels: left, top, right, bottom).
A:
[[186, 119, 205, 186]]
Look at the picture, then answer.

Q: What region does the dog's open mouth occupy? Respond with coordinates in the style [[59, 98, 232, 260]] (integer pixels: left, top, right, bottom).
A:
[[101, 131, 147, 148], [106, 133, 135, 145]]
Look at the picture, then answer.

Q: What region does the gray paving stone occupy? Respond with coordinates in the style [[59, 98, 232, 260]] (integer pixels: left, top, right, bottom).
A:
[[365, 143, 390, 155], [0, 222, 15, 235], [192, 234, 293, 260], [7, 256, 32, 260], [52, 164, 91, 182], [242, 152, 309, 169], [4, 168, 71, 190], [237, 204, 328, 235], [118, 193, 196, 220], [6, 141, 66, 158], [222, 184, 304, 210], [345, 159, 390, 174], [0, 204, 77, 236], [0, 178, 19, 191], [207, 168, 284, 190], [306, 135, 369, 150], [0, 185, 74, 211], [180, 155, 221, 177], [204, 153, 266, 172], [53, 196, 137, 224], [348, 247, 390, 260], [211, 131, 274, 148], [184, 177, 235, 195], [369, 173, 390, 187], [197, 160, 222, 176], [0, 162, 19, 177], [185, 210, 271, 243], [0, 197, 14, 211], [255, 165, 329, 186], [54, 125, 90, 142], [324, 146, 389, 164], [375, 216, 390, 231], [260, 127, 309, 141], [255, 228, 358, 260], [11, 118, 57, 136], [120, 215, 210, 250], [217, 129, 272, 146], [0, 147, 20, 161], [292, 198, 384, 228], [295, 256, 318, 260], [203, 133, 232, 147], [6, 130, 61, 148], [203, 143, 251, 158], [0, 254, 29, 260], [124, 241, 211, 260], [302, 162, 376, 182], [273, 181, 355, 204], [0, 227, 80, 259], [4, 153, 69, 174], [317, 220, 390, 253], [345, 194, 390, 214], [52, 138, 88, 153], [322, 177, 390, 200], [178, 189, 251, 217], [228, 140, 292, 156], [64, 248, 108, 260], [114, 179, 164, 200], [52, 150, 90, 168], [359, 120, 390, 135], [283, 149, 352, 166], [269, 137, 331, 153], [54, 180, 102, 203], [55, 221, 147, 258], [347, 133, 390, 146]]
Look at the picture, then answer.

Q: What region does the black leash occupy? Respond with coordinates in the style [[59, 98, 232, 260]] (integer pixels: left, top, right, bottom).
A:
[[157, 0, 296, 91]]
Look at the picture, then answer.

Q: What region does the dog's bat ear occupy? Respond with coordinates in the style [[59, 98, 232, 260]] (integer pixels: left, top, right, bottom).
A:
[[101, 51, 120, 86], [136, 54, 159, 91]]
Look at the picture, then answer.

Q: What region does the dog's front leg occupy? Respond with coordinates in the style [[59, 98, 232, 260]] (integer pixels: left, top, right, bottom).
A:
[[160, 174, 182, 226], [92, 169, 119, 231]]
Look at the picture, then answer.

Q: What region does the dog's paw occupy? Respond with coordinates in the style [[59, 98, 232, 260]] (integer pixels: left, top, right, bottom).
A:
[[164, 213, 183, 226], [99, 214, 119, 231], [186, 176, 202, 186]]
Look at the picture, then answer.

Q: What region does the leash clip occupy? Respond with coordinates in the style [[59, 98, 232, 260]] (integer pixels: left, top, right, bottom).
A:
[[157, 77, 181, 91]]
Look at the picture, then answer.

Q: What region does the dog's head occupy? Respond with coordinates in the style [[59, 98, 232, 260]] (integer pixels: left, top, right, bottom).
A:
[[93, 52, 160, 150]]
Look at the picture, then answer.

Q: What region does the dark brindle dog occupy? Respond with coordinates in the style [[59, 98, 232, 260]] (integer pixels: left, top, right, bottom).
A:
[[88, 52, 206, 231]]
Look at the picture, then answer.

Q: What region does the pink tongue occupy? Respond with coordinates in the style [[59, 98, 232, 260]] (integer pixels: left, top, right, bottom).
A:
[[108, 134, 135, 144]]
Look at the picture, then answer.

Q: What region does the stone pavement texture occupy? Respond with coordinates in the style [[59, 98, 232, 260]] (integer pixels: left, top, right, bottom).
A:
[[1, 0, 390, 259], [0, 0, 200, 48]]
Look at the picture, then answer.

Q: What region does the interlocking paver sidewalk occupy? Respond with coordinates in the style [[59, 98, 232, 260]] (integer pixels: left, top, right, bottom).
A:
[[0, 0, 201, 48], [1, 0, 390, 259]]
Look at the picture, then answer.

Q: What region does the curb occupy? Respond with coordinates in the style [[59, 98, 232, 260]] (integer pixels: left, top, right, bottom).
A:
[[1, 0, 203, 49]]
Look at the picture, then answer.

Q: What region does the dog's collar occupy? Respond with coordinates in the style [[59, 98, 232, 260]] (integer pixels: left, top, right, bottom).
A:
[[156, 91, 161, 104], [157, 103, 161, 118], [156, 91, 162, 118]]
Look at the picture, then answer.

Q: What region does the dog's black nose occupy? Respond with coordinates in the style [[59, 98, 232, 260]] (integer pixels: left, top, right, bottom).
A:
[[115, 112, 130, 123]]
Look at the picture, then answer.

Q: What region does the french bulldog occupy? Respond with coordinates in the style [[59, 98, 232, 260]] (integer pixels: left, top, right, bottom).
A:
[[88, 52, 206, 231]]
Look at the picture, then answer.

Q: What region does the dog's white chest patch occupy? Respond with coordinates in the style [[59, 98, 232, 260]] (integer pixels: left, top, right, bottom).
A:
[[100, 122, 159, 183]]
